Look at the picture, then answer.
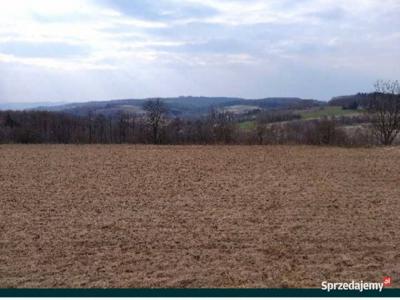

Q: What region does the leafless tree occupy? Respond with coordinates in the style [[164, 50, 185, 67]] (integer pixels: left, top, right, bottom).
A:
[[255, 123, 266, 144], [117, 113, 131, 143], [253, 114, 267, 145], [367, 80, 400, 145], [143, 99, 168, 144], [207, 108, 236, 144]]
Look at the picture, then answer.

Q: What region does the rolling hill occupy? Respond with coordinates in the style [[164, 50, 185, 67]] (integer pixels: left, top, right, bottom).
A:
[[33, 96, 324, 118]]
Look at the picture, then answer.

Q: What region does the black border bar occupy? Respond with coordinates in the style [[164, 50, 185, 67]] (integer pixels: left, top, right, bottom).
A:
[[0, 289, 399, 297]]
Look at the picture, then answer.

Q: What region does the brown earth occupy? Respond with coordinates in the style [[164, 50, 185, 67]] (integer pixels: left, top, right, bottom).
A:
[[0, 145, 399, 288]]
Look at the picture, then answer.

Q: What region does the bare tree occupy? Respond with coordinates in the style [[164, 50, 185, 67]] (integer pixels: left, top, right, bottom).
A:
[[253, 114, 267, 145], [143, 99, 168, 144], [367, 80, 400, 145], [117, 113, 131, 143], [207, 108, 236, 144]]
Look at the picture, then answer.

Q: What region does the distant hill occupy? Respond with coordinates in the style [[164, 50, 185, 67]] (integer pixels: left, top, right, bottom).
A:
[[0, 102, 66, 110], [33, 96, 324, 118], [328, 93, 370, 109]]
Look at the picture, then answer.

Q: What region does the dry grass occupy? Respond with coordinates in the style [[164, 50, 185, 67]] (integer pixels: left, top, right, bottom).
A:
[[1, 145, 399, 288]]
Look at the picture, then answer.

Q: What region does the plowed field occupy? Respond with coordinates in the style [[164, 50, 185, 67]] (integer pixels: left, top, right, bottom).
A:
[[1, 145, 399, 287]]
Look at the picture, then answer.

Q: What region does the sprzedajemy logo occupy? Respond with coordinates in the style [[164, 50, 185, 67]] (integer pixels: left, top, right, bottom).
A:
[[384, 276, 392, 287], [321, 277, 392, 292]]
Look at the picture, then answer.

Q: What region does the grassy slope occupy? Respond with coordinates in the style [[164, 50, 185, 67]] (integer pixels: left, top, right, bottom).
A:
[[297, 106, 360, 120], [238, 106, 361, 129], [238, 120, 256, 130]]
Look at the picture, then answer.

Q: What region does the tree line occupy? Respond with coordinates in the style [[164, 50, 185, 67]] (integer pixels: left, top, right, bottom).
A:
[[1, 80, 399, 146], [0, 105, 240, 145]]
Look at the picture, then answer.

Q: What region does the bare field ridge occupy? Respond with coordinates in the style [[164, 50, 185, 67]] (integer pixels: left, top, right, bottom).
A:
[[0, 145, 399, 288]]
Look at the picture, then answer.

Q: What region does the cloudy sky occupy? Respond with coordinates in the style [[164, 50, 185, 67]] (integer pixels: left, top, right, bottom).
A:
[[0, 0, 399, 103]]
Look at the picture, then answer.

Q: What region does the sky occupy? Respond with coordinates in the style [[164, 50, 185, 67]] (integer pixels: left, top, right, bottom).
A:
[[0, 0, 399, 103]]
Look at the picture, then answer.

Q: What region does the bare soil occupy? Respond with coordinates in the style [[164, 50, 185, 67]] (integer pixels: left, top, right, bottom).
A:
[[0, 145, 399, 288]]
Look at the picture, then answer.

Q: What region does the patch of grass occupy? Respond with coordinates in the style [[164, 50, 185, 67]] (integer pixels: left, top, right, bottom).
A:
[[238, 106, 361, 128], [298, 106, 360, 120], [238, 120, 256, 130]]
